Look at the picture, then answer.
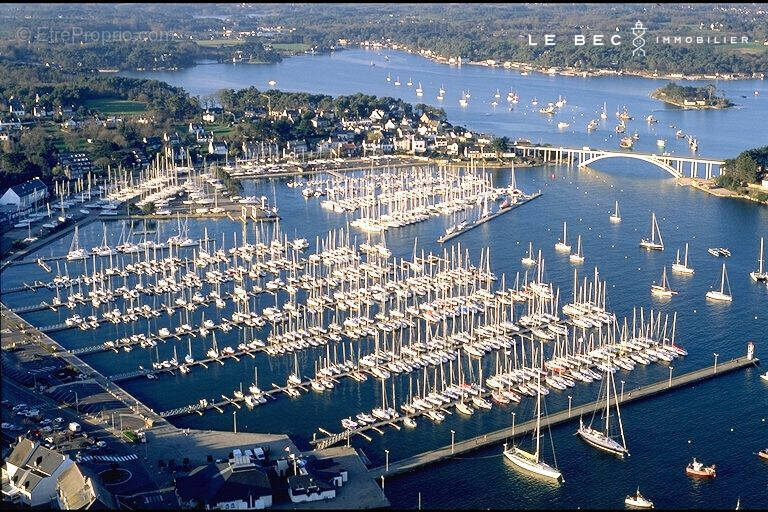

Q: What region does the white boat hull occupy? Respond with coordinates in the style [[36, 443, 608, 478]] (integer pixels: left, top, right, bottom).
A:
[[503, 448, 563, 481]]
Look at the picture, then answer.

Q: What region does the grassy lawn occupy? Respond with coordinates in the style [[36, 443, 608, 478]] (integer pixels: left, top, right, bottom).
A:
[[84, 98, 148, 115], [270, 42, 311, 52], [209, 124, 234, 137], [196, 39, 242, 47]]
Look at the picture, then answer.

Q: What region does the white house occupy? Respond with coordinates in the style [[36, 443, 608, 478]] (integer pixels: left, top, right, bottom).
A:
[[209, 140, 228, 156], [0, 177, 48, 210], [202, 110, 216, 123], [2, 438, 74, 507]]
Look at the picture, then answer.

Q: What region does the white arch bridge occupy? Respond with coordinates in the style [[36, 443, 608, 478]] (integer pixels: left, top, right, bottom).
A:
[[512, 144, 725, 179]]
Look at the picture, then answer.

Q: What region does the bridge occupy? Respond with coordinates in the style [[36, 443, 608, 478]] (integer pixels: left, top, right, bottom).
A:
[[513, 144, 726, 179]]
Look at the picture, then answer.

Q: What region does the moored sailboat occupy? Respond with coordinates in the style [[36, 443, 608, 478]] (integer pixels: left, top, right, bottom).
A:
[[576, 356, 630, 458], [672, 243, 694, 275], [706, 263, 732, 302], [639, 212, 664, 251], [650, 267, 677, 297], [609, 201, 621, 223]]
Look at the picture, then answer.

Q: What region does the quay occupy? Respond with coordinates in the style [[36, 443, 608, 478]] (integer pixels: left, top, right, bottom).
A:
[[438, 192, 542, 244], [367, 355, 760, 479]]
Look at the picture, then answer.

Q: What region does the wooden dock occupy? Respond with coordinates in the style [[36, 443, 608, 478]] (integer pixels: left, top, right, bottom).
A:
[[437, 192, 542, 244], [367, 356, 760, 479]]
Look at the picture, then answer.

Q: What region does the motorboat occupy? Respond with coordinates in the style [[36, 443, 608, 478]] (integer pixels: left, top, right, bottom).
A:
[[685, 458, 716, 478], [625, 488, 654, 509]]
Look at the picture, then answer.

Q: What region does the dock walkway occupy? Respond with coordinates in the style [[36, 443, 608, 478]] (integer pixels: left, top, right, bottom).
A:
[[367, 356, 760, 479], [438, 192, 542, 244]]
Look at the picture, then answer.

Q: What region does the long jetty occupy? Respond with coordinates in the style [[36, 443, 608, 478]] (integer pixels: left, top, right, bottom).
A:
[[438, 192, 542, 244], [367, 355, 760, 479]]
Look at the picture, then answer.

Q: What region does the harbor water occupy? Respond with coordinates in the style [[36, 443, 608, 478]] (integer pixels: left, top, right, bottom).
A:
[[2, 49, 766, 508]]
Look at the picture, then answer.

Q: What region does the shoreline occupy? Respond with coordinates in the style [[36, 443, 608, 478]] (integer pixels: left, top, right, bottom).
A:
[[354, 43, 765, 82], [676, 177, 768, 205]]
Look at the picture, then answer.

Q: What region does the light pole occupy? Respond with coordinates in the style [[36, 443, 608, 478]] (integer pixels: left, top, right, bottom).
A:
[[450, 430, 455, 454], [233, 411, 237, 433], [668, 366, 674, 388], [381, 475, 385, 490], [620, 380, 625, 401], [713, 353, 719, 373], [511, 412, 516, 439], [568, 395, 572, 417], [385, 449, 389, 473]]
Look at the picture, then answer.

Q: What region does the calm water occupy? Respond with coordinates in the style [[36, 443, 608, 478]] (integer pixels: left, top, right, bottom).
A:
[[123, 48, 768, 158], [3, 50, 767, 509]]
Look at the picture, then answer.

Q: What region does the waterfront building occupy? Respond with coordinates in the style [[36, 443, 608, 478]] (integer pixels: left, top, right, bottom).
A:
[[175, 456, 274, 510], [0, 177, 48, 211], [2, 437, 74, 507], [56, 463, 117, 510]]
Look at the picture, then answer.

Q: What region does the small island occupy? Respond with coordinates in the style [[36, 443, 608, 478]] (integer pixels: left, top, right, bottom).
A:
[[651, 82, 733, 109]]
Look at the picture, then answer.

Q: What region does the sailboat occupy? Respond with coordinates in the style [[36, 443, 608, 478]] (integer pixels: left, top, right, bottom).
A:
[[394, 76, 401, 86], [609, 201, 621, 223], [554, 221, 571, 252], [522, 242, 536, 266], [650, 267, 677, 297], [503, 354, 563, 481], [639, 212, 664, 251], [672, 243, 694, 275], [576, 357, 629, 457], [415, 82, 423, 96], [569, 235, 584, 264], [600, 102, 608, 120], [750, 237, 768, 281], [459, 91, 468, 107], [66, 225, 87, 260], [386, 73, 391, 82], [706, 263, 732, 302], [406, 77, 413, 87]]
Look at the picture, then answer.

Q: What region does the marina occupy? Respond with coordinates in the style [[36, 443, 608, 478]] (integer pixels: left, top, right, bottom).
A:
[[3, 43, 768, 511]]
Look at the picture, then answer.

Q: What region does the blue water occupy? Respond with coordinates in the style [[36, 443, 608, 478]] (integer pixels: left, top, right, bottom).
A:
[[3, 50, 767, 509]]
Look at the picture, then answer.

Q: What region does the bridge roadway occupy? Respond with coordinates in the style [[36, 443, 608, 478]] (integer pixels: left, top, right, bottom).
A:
[[367, 355, 760, 479], [513, 144, 726, 179]]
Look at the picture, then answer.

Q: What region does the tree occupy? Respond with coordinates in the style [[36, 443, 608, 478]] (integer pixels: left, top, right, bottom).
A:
[[490, 136, 509, 157]]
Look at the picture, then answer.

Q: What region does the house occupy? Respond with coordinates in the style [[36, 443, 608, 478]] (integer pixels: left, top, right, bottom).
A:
[[311, 117, 331, 129], [0, 177, 48, 211], [383, 118, 397, 131], [2, 437, 74, 507], [287, 456, 347, 504], [56, 463, 117, 510], [55, 105, 75, 117], [58, 153, 93, 180], [188, 123, 206, 137], [280, 109, 302, 123], [286, 139, 308, 154], [129, 149, 150, 168], [209, 140, 228, 156], [411, 136, 427, 154], [243, 105, 266, 119], [143, 136, 162, 151], [202, 110, 217, 123], [369, 109, 386, 122], [62, 118, 80, 130], [8, 99, 26, 116], [446, 142, 461, 156], [34, 105, 53, 118], [175, 456, 273, 510], [287, 475, 336, 503]]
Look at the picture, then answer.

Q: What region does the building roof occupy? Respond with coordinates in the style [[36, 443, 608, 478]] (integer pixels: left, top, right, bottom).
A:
[[8, 178, 47, 198], [6, 438, 70, 494], [57, 463, 117, 510], [176, 462, 272, 504]]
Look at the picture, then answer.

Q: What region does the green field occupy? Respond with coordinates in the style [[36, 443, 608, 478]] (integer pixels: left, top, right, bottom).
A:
[[270, 42, 311, 52], [84, 98, 148, 115]]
